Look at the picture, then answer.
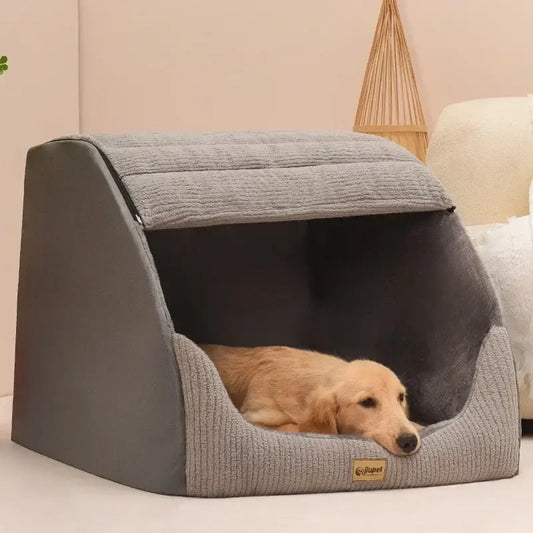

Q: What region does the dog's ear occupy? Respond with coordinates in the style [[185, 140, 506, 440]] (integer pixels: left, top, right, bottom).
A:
[[403, 398, 424, 429], [404, 396, 410, 418], [300, 388, 339, 434]]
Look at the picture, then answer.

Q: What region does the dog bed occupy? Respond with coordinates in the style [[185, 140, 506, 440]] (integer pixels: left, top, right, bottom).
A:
[[12, 131, 520, 497]]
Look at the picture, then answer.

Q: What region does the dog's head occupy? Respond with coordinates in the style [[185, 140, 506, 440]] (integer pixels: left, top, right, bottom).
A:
[[308, 360, 420, 456]]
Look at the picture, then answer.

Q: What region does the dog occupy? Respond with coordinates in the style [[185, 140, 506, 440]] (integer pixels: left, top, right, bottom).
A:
[[201, 344, 420, 456]]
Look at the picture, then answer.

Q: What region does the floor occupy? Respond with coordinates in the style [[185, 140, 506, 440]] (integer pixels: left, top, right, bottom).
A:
[[1, 395, 532, 533]]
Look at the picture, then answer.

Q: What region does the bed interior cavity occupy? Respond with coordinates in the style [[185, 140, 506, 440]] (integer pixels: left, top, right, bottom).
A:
[[146, 210, 495, 426]]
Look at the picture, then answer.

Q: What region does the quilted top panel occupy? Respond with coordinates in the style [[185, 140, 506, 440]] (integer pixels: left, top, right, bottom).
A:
[[59, 131, 453, 230]]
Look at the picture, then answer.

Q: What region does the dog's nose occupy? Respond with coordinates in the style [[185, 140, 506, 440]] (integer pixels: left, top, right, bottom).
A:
[[396, 433, 418, 454]]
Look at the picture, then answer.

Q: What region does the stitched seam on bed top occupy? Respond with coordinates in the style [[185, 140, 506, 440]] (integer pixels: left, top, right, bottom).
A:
[[118, 158, 425, 179]]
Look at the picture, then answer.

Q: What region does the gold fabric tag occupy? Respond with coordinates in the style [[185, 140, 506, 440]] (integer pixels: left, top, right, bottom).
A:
[[352, 459, 387, 482]]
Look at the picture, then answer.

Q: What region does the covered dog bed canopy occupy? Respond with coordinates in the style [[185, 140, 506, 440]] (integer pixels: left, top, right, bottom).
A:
[[13, 131, 519, 497]]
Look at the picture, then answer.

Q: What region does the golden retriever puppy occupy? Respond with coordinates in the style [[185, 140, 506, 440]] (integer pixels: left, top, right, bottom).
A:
[[201, 344, 420, 456]]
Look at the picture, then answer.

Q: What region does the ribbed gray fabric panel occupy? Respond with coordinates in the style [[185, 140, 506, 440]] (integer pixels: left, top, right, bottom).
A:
[[57, 131, 453, 230], [174, 326, 519, 497]]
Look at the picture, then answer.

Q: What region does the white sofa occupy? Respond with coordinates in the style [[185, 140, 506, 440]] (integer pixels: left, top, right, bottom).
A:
[[427, 96, 533, 418]]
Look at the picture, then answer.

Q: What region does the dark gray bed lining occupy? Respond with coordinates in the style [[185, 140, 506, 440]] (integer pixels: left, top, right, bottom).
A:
[[146, 210, 497, 425]]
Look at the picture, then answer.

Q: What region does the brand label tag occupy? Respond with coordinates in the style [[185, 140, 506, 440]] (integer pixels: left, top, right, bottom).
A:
[[352, 459, 387, 482]]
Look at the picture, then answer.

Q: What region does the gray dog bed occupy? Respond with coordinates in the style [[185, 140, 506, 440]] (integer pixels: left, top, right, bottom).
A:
[[12, 131, 520, 497]]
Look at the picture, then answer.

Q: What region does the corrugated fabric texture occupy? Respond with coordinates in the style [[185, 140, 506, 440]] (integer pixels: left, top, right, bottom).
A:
[[58, 131, 453, 230], [174, 326, 520, 497]]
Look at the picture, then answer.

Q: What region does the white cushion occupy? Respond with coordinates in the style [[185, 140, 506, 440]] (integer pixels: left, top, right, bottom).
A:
[[427, 96, 533, 225]]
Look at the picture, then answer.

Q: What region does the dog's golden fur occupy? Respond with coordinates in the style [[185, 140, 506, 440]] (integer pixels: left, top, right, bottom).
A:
[[201, 344, 420, 456]]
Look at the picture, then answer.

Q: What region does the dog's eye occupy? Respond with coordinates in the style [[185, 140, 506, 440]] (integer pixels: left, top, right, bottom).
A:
[[399, 393, 405, 403], [359, 397, 377, 408]]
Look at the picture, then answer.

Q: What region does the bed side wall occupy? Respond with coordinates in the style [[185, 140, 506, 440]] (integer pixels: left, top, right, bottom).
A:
[[12, 140, 186, 495], [176, 326, 519, 497]]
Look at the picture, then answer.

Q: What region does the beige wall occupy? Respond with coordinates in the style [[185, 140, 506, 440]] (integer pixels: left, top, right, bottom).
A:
[[0, 1, 79, 396], [78, 0, 377, 132], [79, 0, 533, 134], [2, 0, 533, 395]]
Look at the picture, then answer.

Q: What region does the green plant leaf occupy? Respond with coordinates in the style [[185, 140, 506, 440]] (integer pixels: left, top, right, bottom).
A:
[[0, 56, 7, 64]]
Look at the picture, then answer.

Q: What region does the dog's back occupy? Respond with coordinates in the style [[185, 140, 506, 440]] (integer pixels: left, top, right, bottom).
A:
[[200, 344, 257, 408], [200, 344, 345, 409]]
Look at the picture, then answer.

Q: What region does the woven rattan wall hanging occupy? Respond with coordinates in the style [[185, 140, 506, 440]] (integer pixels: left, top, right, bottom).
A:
[[354, 0, 428, 161]]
